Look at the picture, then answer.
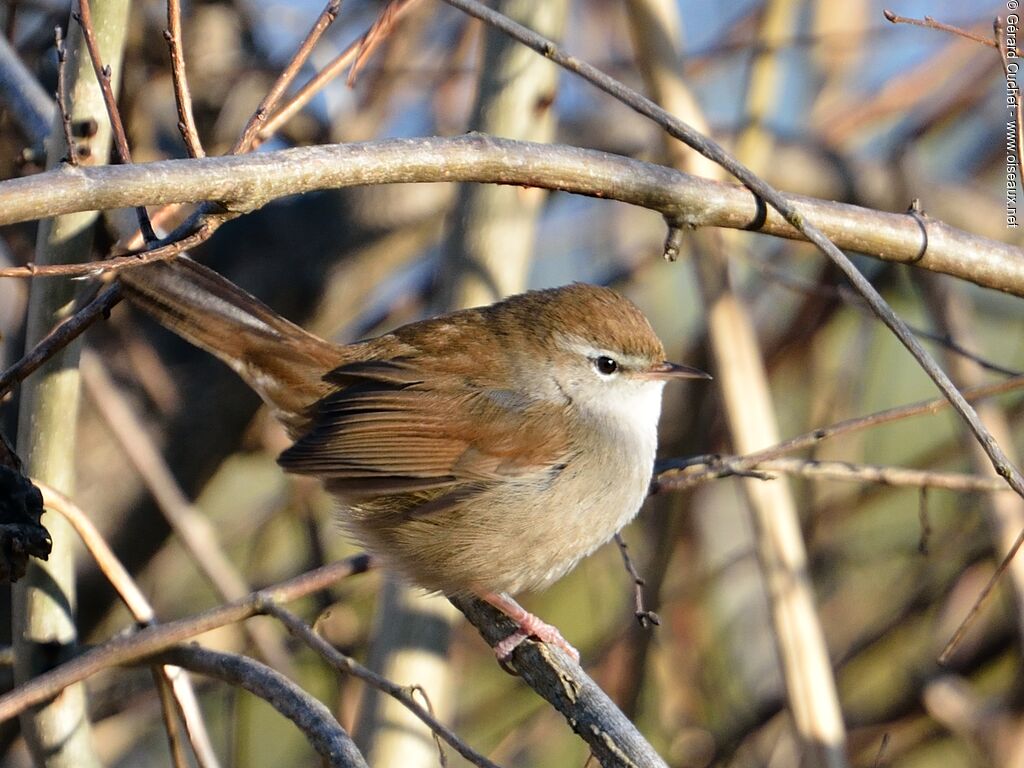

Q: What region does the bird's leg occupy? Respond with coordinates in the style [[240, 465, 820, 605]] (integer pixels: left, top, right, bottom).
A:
[[479, 591, 580, 662]]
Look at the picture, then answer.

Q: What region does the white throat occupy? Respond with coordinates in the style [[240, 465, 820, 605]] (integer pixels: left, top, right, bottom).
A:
[[574, 377, 665, 466]]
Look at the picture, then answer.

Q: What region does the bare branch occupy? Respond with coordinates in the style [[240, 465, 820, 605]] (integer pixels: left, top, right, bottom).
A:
[[655, 374, 1024, 493], [256, 0, 422, 146], [882, 10, 997, 48], [0, 284, 122, 400], [0, 555, 373, 722], [0, 212, 222, 278], [263, 602, 501, 768], [0, 138, 1020, 296], [151, 645, 367, 768], [232, 0, 342, 154], [451, 596, 668, 768], [677, 457, 1015, 494], [613, 533, 659, 628]]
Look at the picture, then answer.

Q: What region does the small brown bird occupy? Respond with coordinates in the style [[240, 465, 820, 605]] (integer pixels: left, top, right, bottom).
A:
[[121, 259, 708, 659]]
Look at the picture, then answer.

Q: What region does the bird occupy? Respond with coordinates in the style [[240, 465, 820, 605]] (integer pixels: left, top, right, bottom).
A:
[[120, 258, 709, 660]]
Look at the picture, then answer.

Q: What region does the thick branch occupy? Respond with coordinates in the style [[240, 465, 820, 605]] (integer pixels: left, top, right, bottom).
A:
[[0, 136, 1021, 296]]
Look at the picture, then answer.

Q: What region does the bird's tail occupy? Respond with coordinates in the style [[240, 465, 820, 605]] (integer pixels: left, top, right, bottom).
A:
[[119, 258, 348, 434]]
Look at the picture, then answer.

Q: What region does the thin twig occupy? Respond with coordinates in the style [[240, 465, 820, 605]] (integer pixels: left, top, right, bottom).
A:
[[613, 533, 659, 628], [163, 664, 222, 768], [655, 374, 1024, 492], [262, 602, 501, 768], [74, 0, 157, 242], [0, 283, 122, 399], [409, 684, 448, 768], [152, 668, 192, 768], [872, 732, 891, 768], [743, 250, 1023, 378], [0, 554, 373, 721], [0, 213, 222, 278], [346, 0, 416, 86], [882, 10, 997, 48], [54, 26, 78, 165], [232, 0, 342, 154], [663, 460, 1015, 495], [38, 483, 153, 621], [256, 0, 422, 146], [164, 0, 204, 158], [939, 535, 1024, 664]]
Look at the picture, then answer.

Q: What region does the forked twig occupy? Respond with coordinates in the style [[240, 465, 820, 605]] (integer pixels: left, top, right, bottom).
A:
[[256, 0, 422, 146], [232, 0, 342, 154], [663, 457, 1016, 494]]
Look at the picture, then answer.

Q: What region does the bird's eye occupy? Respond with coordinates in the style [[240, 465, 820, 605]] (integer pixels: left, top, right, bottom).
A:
[[594, 356, 619, 375]]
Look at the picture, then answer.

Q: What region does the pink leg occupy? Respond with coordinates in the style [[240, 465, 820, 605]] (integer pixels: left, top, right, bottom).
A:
[[479, 592, 580, 662]]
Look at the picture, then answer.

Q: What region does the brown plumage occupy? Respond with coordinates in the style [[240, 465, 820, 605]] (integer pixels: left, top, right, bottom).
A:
[[121, 258, 706, 656]]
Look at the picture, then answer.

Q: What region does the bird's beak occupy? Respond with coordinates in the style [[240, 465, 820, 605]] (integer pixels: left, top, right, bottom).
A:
[[640, 361, 712, 381]]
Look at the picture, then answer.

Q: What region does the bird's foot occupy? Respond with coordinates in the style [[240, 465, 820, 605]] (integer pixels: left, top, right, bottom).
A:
[[480, 592, 580, 662]]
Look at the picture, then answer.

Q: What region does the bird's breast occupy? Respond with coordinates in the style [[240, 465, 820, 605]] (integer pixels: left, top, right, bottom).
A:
[[332, 381, 664, 597]]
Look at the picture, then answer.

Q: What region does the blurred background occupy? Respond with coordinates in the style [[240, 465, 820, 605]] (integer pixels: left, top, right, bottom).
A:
[[2, 0, 1024, 766]]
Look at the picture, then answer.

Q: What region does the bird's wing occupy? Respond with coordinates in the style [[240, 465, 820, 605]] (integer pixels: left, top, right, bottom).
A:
[[277, 359, 574, 498]]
